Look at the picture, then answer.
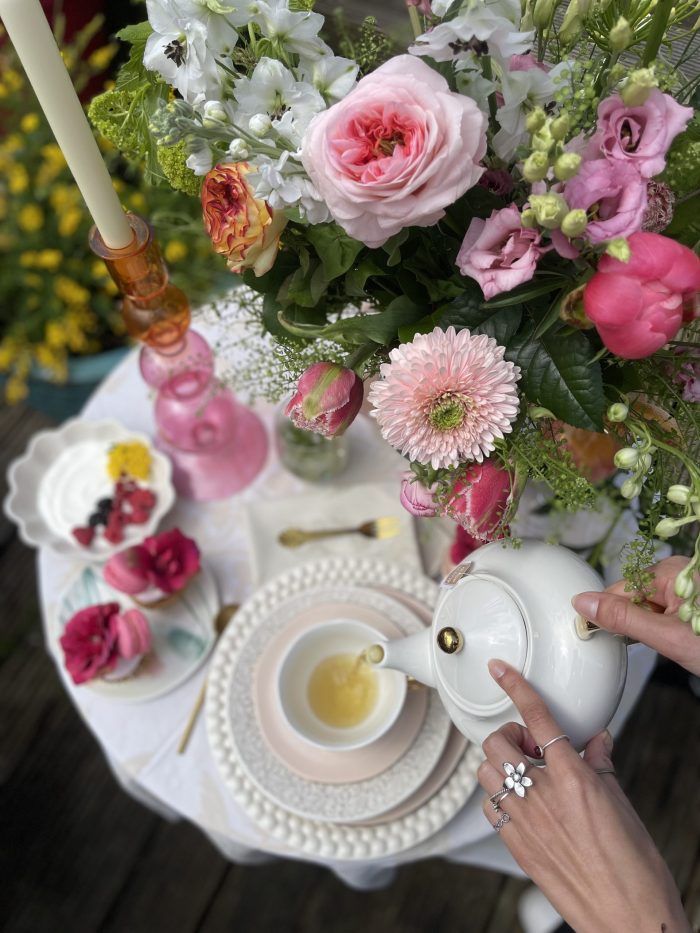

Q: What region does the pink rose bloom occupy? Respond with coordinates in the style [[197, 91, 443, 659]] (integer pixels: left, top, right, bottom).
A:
[[456, 205, 547, 299], [115, 609, 152, 660], [286, 362, 364, 437], [399, 472, 438, 518], [562, 159, 647, 244], [446, 459, 514, 541], [143, 529, 201, 594], [103, 545, 152, 595], [301, 56, 487, 248], [60, 603, 121, 685], [586, 90, 692, 178], [583, 232, 700, 359]]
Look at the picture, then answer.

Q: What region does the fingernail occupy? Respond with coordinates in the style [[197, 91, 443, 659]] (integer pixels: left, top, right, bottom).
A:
[[572, 592, 600, 620], [602, 729, 614, 754], [488, 658, 507, 680]]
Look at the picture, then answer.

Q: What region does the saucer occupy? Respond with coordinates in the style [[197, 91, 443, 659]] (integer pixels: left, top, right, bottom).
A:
[[221, 584, 452, 823], [254, 601, 429, 784]]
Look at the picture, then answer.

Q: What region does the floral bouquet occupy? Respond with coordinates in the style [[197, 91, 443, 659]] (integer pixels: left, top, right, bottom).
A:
[[93, 0, 700, 629]]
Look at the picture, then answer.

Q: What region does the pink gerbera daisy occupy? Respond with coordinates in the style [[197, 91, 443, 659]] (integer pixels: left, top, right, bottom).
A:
[[368, 327, 521, 469]]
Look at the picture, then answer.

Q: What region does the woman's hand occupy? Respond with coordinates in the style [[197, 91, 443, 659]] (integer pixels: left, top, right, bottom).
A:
[[478, 660, 690, 933], [573, 556, 700, 677]]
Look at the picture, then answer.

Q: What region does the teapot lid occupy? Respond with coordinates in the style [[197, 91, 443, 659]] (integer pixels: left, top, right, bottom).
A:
[[434, 576, 528, 713]]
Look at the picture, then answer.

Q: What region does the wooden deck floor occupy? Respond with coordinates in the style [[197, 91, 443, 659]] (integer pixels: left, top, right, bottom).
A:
[[0, 403, 698, 933]]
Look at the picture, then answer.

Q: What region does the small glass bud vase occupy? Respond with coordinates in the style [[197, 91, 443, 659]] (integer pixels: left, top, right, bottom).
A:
[[275, 408, 349, 483]]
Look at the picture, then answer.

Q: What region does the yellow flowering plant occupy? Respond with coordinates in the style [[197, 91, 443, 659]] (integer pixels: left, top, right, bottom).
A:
[[0, 15, 226, 405]]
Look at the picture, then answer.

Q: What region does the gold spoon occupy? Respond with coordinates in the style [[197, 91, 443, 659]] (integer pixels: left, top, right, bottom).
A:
[[177, 602, 240, 754], [278, 516, 401, 548]]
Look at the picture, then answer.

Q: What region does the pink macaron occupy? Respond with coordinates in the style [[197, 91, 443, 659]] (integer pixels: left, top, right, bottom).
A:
[[115, 609, 152, 659]]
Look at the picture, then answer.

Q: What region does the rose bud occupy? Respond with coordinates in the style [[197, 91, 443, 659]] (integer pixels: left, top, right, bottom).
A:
[[399, 472, 438, 518], [103, 545, 152, 595], [285, 363, 364, 437], [446, 459, 515, 541]]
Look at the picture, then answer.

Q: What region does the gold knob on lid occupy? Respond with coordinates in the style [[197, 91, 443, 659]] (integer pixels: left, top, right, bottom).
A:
[[437, 626, 463, 654]]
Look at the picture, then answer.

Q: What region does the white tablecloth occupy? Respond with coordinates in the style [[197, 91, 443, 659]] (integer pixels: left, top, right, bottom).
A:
[[36, 336, 657, 912]]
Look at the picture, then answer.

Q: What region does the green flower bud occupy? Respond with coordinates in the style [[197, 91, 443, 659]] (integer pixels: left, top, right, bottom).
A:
[[620, 67, 658, 107], [607, 403, 628, 422], [678, 600, 694, 623], [654, 517, 680, 538], [249, 113, 272, 137], [526, 107, 547, 134], [523, 151, 550, 182], [620, 478, 642, 500], [605, 238, 631, 262], [674, 567, 696, 600], [638, 452, 653, 473], [550, 114, 571, 141], [614, 447, 640, 470], [532, 124, 555, 154], [558, 0, 584, 44], [609, 16, 633, 50], [692, 612, 700, 636], [554, 153, 582, 181], [521, 208, 538, 228], [560, 208, 588, 237], [533, 0, 556, 29], [667, 484, 691, 506], [529, 405, 556, 419], [529, 193, 569, 229]]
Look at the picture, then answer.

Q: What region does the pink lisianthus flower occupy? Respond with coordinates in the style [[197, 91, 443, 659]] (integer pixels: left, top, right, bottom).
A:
[[561, 159, 647, 244], [456, 205, 548, 299], [583, 232, 700, 359], [446, 459, 514, 541], [301, 55, 486, 248], [142, 529, 201, 595], [285, 362, 364, 437], [509, 53, 549, 72], [60, 603, 121, 685], [399, 472, 438, 518], [478, 168, 514, 197], [586, 89, 692, 179]]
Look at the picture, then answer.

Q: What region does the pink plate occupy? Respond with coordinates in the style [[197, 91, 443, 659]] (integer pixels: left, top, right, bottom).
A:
[[254, 601, 429, 784]]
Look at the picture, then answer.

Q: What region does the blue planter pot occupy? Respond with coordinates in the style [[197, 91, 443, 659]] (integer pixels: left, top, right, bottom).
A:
[[23, 346, 130, 422]]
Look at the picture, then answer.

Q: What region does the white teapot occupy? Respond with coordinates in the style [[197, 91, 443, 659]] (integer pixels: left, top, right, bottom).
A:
[[371, 539, 628, 750]]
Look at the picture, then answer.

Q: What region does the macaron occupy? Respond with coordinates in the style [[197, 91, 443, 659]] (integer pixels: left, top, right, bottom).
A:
[[115, 609, 152, 659]]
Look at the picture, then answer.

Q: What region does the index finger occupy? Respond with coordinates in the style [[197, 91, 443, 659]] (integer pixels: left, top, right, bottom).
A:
[[603, 556, 691, 611], [487, 658, 577, 759]]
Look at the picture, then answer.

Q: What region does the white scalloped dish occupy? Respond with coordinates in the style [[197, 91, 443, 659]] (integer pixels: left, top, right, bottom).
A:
[[4, 418, 175, 561]]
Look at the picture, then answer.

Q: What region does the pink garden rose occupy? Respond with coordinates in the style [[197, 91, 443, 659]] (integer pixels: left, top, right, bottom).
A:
[[142, 529, 201, 594], [103, 545, 152, 595], [399, 472, 438, 518], [586, 90, 692, 178], [286, 362, 364, 437], [583, 232, 700, 359], [446, 459, 514, 540], [456, 205, 547, 299], [60, 603, 121, 685], [300, 55, 487, 248], [562, 159, 647, 244]]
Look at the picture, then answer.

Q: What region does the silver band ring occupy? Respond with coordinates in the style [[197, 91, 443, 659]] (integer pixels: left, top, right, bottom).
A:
[[493, 812, 511, 833], [534, 734, 570, 758], [489, 788, 510, 810], [503, 761, 533, 798]]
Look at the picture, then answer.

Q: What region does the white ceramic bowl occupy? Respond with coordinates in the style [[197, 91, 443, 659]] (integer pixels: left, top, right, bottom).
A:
[[277, 620, 407, 752], [4, 418, 175, 562]]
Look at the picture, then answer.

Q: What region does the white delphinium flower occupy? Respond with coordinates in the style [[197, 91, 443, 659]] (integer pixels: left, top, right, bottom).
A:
[[251, 152, 331, 224], [493, 62, 569, 160], [301, 55, 358, 105], [455, 64, 497, 115], [186, 144, 214, 176], [409, 0, 532, 65], [249, 0, 328, 61]]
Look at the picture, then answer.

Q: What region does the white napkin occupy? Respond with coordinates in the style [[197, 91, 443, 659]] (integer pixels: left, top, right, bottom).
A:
[[244, 481, 422, 584]]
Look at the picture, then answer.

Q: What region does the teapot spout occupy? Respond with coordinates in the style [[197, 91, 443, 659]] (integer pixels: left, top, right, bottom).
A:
[[370, 629, 436, 689]]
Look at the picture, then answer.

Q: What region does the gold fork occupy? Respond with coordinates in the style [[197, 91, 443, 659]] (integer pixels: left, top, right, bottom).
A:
[[278, 516, 401, 548]]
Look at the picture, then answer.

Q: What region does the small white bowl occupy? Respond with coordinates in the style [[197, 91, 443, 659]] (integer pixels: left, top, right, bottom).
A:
[[276, 619, 407, 752], [4, 418, 175, 562]]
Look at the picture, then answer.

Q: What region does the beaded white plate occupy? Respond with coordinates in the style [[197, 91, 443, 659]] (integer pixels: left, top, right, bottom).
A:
[[227, 585, 450, 823], [206, 558, 482, 860]]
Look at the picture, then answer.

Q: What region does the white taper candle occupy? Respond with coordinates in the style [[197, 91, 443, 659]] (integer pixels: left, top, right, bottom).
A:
[[0, 0, 134, 249]]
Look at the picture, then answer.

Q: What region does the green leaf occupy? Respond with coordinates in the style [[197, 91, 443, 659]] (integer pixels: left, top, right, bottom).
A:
[[344, 258, 386, 296], [480, 277, 565, 310], [305, 224, 364, 282], [662, 190, 700, 247], [505, 324, 605, 431], [278, 295, 424, 345], [116, 22, 154, 43], [382, 230, 409, 267], [532, 292, 566, 340], [398, 312, 440, 343], [439, 288, 523, 346]]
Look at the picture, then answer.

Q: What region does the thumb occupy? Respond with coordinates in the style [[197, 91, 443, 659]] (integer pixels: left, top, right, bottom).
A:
[[582, 729, 614, 771]]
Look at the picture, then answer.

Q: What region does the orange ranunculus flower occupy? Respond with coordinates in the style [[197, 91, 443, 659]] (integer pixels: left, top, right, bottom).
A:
[[552, 421, 621, 485], [201, 162, 286, 276]]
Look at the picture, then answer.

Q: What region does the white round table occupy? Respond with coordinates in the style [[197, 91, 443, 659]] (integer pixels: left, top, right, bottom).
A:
[[36, 334, 657, 930]]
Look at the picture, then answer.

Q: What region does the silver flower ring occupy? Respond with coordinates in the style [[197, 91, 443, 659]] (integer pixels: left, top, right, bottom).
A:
[[503, 761, 533, 798]]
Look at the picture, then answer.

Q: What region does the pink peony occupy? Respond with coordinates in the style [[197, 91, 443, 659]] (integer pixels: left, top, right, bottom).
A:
[[300, 56, 487, 248], [562, 159, 647, 244], [142, 529, 201, 595], [399, 472, 438, 518], [583, 232, 700, 359], [368, 326, 520, 469], [115, 609, 152, 660], [586, 90, 692, 179], [60, 603, 121, 685], [446, 460, 514, 541], [285, 362, 364, 437], [456, 205, 548, 299], [103, 546, 152, 595]]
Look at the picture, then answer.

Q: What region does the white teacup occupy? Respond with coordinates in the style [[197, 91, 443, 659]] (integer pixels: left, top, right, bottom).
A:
[[277, 620, 407, 751]]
